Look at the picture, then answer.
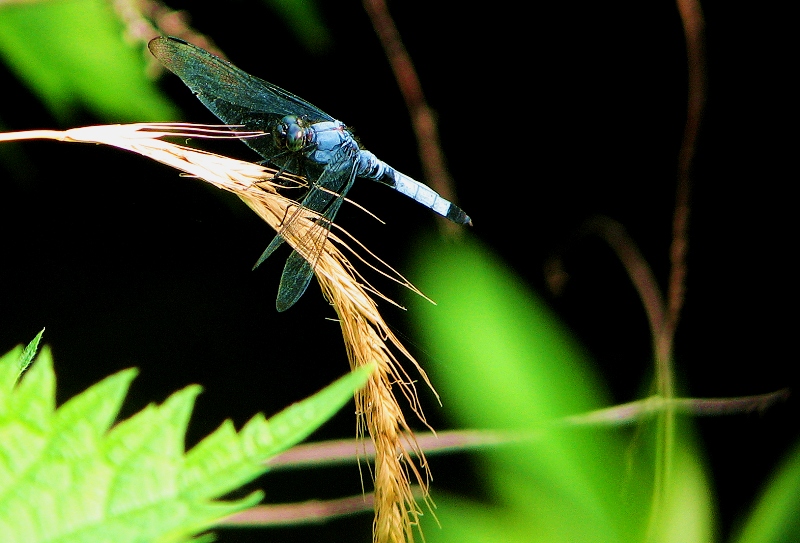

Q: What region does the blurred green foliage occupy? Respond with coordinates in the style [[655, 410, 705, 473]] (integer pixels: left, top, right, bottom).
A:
[[262, 0, 332, 53], [0, 0, 175, 123], [406, 236, 798, 543]]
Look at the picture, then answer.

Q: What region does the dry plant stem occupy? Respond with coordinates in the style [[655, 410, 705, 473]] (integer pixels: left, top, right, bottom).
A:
[[581, 217, 666, 347], [561, 389, 791, 427], [663, 0, 706, 361], [221, 493, 377, 526], [658, 0, 706, 382], [215, 142, 434, 542], [318, 261, 433, 543], [267, 379, 789, 471], [362, 0, 462, 235], [222, 485, 427, 528], [268, 429, 522, 469], [646, 2, 706, 539], [2, 122, 432, 543]]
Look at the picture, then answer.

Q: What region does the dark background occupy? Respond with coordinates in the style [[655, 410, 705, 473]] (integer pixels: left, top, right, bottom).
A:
[[1, 1, 794, 541]]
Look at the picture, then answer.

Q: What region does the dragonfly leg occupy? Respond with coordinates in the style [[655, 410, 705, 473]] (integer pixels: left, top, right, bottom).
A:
[[259, 151, 297, 186], [278, 203, 298, 227]]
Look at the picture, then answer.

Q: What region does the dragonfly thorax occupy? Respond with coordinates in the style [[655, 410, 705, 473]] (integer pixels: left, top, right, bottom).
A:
[[273, 115, 313, 152]]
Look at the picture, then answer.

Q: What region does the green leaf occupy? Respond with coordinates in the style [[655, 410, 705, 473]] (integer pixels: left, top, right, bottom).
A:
[[18, 328, 44, 376], [0, 344, 373, 542], [180, 363, 376, 501], [0, 330, 44, 391], [731, 438, 800, 543], [405, 236, 714, 543], [262, 0, 332, 53], [0, 0, 176, 122]]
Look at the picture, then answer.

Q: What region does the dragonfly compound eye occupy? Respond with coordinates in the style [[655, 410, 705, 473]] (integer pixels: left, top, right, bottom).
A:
[[274, 115, 309, 152]]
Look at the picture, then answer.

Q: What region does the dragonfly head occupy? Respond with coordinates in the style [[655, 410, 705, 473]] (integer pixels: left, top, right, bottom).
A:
[[274, 115, 313, 152]]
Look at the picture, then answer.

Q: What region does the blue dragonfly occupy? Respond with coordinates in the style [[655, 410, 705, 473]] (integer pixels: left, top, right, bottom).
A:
[[148, 36, 471, 311]]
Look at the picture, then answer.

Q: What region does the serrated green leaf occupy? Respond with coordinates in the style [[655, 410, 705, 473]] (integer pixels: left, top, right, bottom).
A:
[[0, 350, 62, 498], [18, 328, 44, 377], [0, 346, 373, 542], [5, 346, 56, 434], [0, 0, 176, 122], [253, 362, 375, 457], [0, 346, 24, 392], [105, 386, 202, 518], [0, 330, 46, 393], [52, 368, 139, 453], [181, 363, 375, 500]]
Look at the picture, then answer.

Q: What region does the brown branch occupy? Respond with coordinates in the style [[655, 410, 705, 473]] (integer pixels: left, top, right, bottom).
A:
[[362, 0, 462, 235], [560, 389, 791, 427], [220, 493, 377, 526], [266, 429, 532, 470], [583, 217, 666, 348], [659, 0, 706, 366]]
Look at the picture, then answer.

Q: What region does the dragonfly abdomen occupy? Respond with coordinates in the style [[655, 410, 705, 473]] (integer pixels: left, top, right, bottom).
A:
[[392, 170, 471, 224], [357, 151, 471, 225], [302, 121, 471, 224]]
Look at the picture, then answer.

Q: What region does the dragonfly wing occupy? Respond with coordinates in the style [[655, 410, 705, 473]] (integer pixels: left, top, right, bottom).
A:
[[275, 250, 314, 312], [252, 147, 353, 269], [148, 36, 333, 166], [271, 149, 358, 311], [252, 233, 284, 270]]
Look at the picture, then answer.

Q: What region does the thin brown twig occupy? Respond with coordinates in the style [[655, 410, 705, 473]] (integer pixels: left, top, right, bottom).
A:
[[266, 429, 531, 470], [265, 383, 790, 470], [645, 3, 706, 539], [660, 0, 706, 366], [220, 493, 377, 526], [560, 388, 791, 427], [581, 216, 666, 348], [362, 0, 463, 235]]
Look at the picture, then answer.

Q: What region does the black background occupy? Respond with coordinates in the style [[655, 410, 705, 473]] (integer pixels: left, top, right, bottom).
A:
[[1, 1, 795, 542]]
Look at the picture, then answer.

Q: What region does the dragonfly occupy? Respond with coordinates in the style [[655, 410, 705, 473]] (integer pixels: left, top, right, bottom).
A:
[[148, 36, 471, 311]]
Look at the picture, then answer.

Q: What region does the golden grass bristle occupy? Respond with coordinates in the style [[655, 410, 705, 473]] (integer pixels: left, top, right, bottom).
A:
[[2, 123, 436, 542]]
